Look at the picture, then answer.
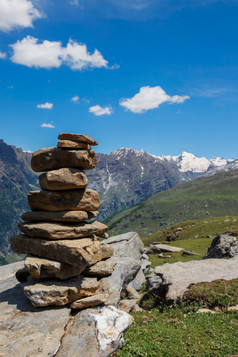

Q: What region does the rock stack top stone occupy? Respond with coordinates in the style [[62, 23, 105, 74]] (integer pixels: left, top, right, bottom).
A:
[[58, 133, 98, 146]]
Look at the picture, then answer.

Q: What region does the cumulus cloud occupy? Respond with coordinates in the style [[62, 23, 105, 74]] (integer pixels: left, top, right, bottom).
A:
[[10, 36, 108, 70], [0, 0, 42, 32], [89, 105, 113, 116], [0, 51, 6, 59], [71, 95, 80, 103], [120, 86, 190, 113], [37, 102, 53, 109], [41, 123, 55, 128]]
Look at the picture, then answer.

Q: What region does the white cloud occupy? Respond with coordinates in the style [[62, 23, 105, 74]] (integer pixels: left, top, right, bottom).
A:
[[37, 102, 53, 109], [120, 86, 190, 113], [41, 123, 55, 128], [0, 51, 6, 59], [71, 95, 80, 103], [0, 0, 42, 32], [89, 105, 113, 116], [10, 36, 108, 70]]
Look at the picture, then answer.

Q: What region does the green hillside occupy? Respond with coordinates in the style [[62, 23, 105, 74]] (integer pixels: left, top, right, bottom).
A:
[[105, 169, 238, 237]]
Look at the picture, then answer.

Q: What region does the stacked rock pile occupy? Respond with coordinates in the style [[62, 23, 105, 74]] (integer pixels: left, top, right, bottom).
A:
[[11, 133, 115, 309]]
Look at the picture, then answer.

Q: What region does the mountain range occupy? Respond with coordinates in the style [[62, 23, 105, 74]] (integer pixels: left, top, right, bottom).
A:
[[0, 139, 237, 260], [88, 148, 238, 219]]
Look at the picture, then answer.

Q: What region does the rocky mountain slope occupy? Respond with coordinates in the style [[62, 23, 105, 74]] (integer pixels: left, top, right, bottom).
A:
[[105, 169, 238, 237], [88, 148, 238, 219], [0, 140, 38, 260]]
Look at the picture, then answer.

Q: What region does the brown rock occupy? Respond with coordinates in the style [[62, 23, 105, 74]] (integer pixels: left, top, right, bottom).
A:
[[57, 140, 90, 149], [58, 133, 98, 146], [70, 293, 108, 309], [39, 168, 88, 190], [18, 221, 108, 240], [83, 260, 116, 277], [28, 189, 101, 212], [24, 275, 99, 307], [21, 210, 98, 223], [31, 147, 97, 172], [11, 234, 112, 267], [25, 256, 83, 279], [117, 299, 139, 313]]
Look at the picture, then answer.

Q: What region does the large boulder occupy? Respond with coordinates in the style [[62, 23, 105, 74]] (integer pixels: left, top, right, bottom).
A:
[[55, 306, 133, 357], [204, 234, 238, 259], [101, 232, 144, 261], [0, 262, 133, 357], [152, 258, 238, 301]]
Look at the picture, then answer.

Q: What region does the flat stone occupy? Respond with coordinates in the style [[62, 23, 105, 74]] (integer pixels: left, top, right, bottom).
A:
[[24, 276, 99, 307], [70, 293, 108, 309], [21, 210, 98, 222], [56, 307, 133, 357], [83, 260, 116, 277], [11, 235, 113, 267], [31, 147, 97, 172], [57, 140, 90, 149], [125, 285, 140, 299], [58, 133, 98, 146], [154, 258, 238, 300], [0, 262, 71, 357], [182, 250, 200, 256], [197, 308, 216, 314], [150, 243, 183, 253], [39, 168, 88, 190], [18, 221, 108, 239], [28, 188, 101, 212], [24, 256, 83, 279]]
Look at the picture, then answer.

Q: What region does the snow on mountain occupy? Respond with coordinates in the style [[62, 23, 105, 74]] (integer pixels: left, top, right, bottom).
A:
[[158, 151, 238, 174]]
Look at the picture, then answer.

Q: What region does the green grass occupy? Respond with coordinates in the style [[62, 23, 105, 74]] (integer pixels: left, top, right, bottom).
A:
[[116, 308, 238, 357], [184, 279, 238, 309], [105, 169, 238, 236], [142, 216, 238, 246], [148, 236, 213, 268]]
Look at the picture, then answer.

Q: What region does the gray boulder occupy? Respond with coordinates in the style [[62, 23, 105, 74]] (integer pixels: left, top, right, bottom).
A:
[[204, 234, 238, 259], [102, 232, 144, 261], [100, 257, 141, 306], [153, 258, 238, 300], [146, 274, 163, 290]]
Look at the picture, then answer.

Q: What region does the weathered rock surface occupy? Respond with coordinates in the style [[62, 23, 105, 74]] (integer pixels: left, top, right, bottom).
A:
[[128, 267, 146, 291], [117, 299, 139, 313], [57, 140, 90, 149], [204, 234, 238, 259], [70, 293, 108, 309], [18, 221, 108, 239], [39, 168, 88, 190], [25, 256, 83, 279], [146, 274, 163, 290], [0, 262, 71, 357], [100, 257, 141, 306], [28, 188, 101, 212], [31, 147, 97, 172], [11, 235, 113, 267], [24, 276, 99, 307], [58, 133, 98, 146], [56, 306, 133, 357], [102, 232, 144, 261], [83, 260, 116, 277], [154, 258, 238, 300], [21, 210, 98, 222]]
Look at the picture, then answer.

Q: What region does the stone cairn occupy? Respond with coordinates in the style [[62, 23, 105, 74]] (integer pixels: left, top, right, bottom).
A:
[[11, 133, 115, 309]]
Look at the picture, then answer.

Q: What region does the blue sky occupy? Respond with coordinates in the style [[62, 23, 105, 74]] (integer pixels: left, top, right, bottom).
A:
[[0, 0, 237, 158]]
